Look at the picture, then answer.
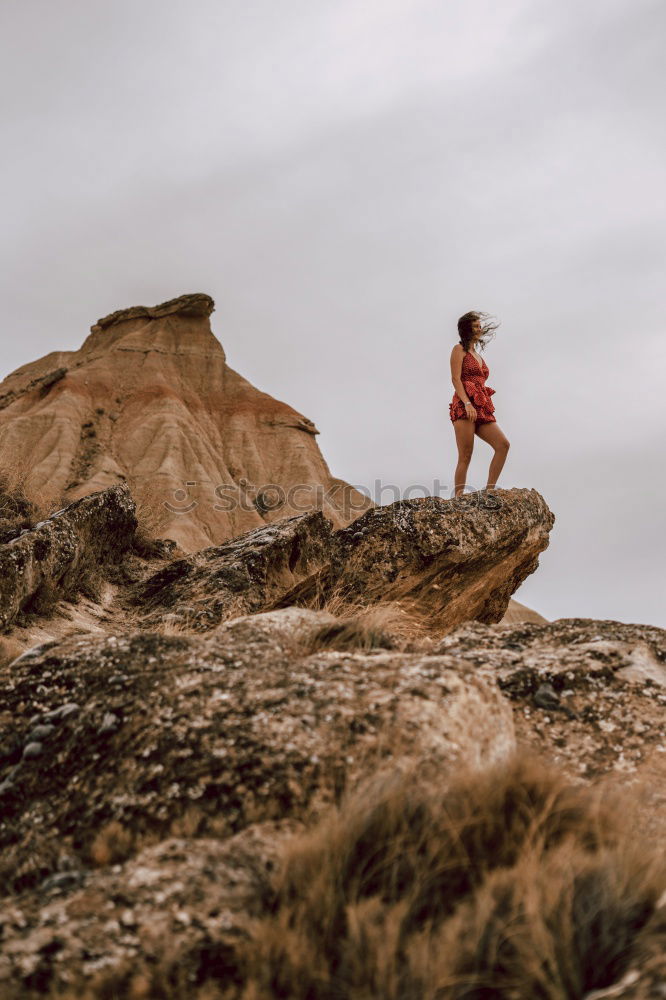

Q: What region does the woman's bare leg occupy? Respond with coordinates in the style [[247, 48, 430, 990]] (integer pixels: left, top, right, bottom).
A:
[[453, 417, 476, 497], [474, 422, 510, 488]]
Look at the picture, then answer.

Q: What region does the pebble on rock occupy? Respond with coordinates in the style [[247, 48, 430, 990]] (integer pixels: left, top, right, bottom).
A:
[[43, 702, 80, 723], [99, 713, 120, 735], [59, 703, 81, 721], [27, 724, 56, 743]]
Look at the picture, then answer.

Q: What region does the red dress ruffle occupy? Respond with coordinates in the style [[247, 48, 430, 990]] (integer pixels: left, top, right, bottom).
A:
[[449, 350, 497, 424]]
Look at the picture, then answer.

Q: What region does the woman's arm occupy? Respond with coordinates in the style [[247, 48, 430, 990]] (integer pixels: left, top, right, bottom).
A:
[[450, 345, 472, 405]]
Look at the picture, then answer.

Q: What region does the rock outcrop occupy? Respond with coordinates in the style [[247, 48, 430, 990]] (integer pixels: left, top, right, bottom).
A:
[[273, 487, 554, 630], [0, 485, 136, 631], [135, 509, 336, 631], [0, 293, 372, 551], [135, 487, 554, 636], [0, 612, 664, 996], [0, 367, 67, 413], [0, 612, 515, 893], [434, 616, 666, 690]]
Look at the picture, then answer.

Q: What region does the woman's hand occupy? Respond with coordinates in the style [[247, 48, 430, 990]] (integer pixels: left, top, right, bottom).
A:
[[464, 401, 477, 420]]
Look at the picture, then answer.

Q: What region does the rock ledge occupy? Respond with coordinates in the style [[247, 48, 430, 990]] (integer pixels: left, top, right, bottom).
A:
[[91, 292, 215, 333]]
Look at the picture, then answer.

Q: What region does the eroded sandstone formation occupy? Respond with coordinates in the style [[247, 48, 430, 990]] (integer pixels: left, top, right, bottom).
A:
[[0, 293, 372, 551]]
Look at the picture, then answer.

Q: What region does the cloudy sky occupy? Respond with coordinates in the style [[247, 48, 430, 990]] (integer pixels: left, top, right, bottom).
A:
[[1, 0, 664, 627]]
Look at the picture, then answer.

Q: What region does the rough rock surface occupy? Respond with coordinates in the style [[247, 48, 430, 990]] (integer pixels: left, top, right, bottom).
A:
[[0, 614, 664, 995], [281, 487, 555, 631], [433, 617, 666, 690], [135, 488, 554, 636], [434, 618, 666, 847], [0, 293, 372, 550], [134, 510, 336, 631], [0, 823, 295, 993], [0, 480, 663, 997], [0, 613, 515, 896], [0, 366, 67, 413], [0, 484, 137, 631]]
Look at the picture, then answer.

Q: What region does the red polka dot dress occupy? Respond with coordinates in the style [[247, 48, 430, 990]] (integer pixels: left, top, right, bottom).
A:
[[449, 350, 497, 425]]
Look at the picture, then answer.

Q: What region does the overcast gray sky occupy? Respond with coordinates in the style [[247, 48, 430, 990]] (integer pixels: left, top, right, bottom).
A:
[[1, 0, 664, 626]]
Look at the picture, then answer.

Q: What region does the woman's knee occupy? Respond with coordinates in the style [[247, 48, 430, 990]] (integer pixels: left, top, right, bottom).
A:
[[496, 438, 510, 452]]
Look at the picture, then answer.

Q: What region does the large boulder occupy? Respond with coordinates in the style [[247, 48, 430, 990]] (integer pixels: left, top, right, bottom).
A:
[[434, 618, 666, 803], [134, 510, 335, 629]]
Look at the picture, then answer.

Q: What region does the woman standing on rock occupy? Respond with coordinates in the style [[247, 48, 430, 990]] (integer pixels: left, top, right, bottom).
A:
[[449, 311, 510, 499]]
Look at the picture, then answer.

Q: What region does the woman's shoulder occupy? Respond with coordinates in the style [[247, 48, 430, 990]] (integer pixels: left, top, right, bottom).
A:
[[451, 342, 465, 357]]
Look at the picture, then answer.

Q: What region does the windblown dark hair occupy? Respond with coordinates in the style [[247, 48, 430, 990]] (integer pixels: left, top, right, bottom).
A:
[[457, 311, 500, 353]]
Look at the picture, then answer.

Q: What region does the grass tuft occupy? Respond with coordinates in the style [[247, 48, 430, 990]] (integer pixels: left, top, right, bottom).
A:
[[8, 755, 665, 999], [127, 476, 176, 557], [0, 454, 60, 542], [240, 754, 666, 1000]]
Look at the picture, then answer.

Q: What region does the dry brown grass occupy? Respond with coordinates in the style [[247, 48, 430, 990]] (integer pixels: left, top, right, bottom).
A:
[[0, 830, 64, 898], [22, 755, 664, 1000], [152, 595, 434, 660], [295, 613, 394, 653], [271, 579, 437, 654], [151, 606, 206, 635], [153, 601, 432, 658], [169, 804, 206, 838], [45, 958, 232, 1000], [21, 544, 105, 621], [305, 600, 433, 653], [306, 578, 435, 652], [0, 452, 60, 541], [239, 754, 666, 1000], [127, 475, 176, 556], [89, 820, 136, 867]]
